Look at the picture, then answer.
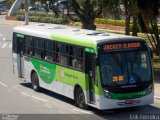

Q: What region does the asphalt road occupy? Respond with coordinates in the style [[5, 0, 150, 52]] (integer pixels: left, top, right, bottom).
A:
[[0, 18, 159, 120], [0, 15, 5, 20]]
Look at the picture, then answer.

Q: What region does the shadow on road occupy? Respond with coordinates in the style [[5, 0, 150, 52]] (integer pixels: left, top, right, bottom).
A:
[[20, 83, 160, 120], [20, 82, 74, 105]]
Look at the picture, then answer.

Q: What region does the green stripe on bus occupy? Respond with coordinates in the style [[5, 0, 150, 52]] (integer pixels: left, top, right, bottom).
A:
[[17, 33, 24, 38], [85, 48, 95, 53], [50, 33, 97, 50]]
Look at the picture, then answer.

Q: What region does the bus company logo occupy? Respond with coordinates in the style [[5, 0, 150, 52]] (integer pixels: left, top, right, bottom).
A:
[[118, 99, 140, 106], [59, 70, 64, 78], [39, 64, 50, 74]]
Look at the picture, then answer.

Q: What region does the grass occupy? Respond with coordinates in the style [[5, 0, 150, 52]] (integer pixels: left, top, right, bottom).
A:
[[152, 56, 160, 69]]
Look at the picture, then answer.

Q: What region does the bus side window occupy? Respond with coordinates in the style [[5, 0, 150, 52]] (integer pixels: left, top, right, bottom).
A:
[[77, 47, 83, 58], [56, 43, 68, 66], [33, 38, 44, 59], [44, 40, 55, 62], [69, 46, 84, 71], [24, 36, 33, 56]]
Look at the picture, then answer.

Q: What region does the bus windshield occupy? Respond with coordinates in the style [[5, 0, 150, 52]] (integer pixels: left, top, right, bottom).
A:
[[99, 51, 152, 93]]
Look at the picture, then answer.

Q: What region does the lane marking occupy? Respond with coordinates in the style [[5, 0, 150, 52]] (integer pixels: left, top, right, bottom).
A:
[[1, 43, 7, 48], [154, 96, 160, 99], [21, 92, 49, 102], [0, 81, 8, 87], [73, 108, 93, 114], [3, 37, 6, 41]]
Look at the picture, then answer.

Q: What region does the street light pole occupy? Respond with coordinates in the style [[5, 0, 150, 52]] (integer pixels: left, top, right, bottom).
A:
[[24, 0, 29, 25]]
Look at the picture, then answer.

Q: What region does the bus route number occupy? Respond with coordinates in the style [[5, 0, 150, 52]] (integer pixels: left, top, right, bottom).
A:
[[112, 76, 124, 82]]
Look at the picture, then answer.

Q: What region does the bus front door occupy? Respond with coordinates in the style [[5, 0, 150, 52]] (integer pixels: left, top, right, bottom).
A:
[[85, 52, 96, 104], [16, 36, 25, 78]]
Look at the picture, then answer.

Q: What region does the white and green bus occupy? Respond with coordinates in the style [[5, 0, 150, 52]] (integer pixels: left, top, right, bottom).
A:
[[12, 24, 154, 110]]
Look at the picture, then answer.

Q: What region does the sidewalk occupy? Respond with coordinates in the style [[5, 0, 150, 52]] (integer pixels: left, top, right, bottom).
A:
[[0, 19, 34, 26], [154, 83, 160, 99]]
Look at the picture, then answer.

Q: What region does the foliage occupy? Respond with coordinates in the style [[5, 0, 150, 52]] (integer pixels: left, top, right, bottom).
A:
[[14, 10, 69, 24], [138, 0, 160, 56], [95, 18, 125, 26], [7, 0, 15, 7], [70, 0, 104, 30], [16, 15, 69, 24], [12, 10, 55, 17]]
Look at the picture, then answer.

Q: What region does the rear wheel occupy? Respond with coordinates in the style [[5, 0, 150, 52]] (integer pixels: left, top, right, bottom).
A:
[[75, 87, 88, 109], [31, 72, 40, 92]]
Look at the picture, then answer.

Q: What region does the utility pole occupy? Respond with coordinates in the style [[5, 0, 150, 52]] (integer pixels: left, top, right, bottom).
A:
[[24, 0, 29, 25]]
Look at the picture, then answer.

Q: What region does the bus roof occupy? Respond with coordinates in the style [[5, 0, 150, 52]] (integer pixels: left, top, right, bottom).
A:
[[13, 24, 145, 49]]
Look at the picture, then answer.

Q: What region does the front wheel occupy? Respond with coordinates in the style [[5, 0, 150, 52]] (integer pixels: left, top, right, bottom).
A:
[[31, 72, 40, 92], [75, 87, 88, 109]]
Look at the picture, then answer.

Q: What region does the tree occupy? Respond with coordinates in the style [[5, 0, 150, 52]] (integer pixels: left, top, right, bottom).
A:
[[7, 0, 15, 7], [31, 0, 57, 14], [138, 0, 160, 56], [70, 0, 103, 30]]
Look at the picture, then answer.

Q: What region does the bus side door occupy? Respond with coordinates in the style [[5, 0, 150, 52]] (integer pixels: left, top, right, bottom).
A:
[[85, 52, 96, 103], [12, 33, 25, 78]]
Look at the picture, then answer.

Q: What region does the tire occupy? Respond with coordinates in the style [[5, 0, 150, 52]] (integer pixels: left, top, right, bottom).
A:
[[75, 87, 88, 109], [31, 72, 40, 92]]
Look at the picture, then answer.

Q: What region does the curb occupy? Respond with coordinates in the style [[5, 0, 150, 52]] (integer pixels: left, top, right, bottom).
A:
[[154, 96, 160, 99], [0, 20, 25, 26], [153, 68, 160, 83]]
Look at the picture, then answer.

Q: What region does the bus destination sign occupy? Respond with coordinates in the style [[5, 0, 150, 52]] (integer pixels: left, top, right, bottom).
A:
[[103, 42, 141, 51]]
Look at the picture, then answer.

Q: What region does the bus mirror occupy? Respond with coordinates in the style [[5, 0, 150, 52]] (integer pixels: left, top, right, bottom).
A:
[[149, 47, 153, 59]]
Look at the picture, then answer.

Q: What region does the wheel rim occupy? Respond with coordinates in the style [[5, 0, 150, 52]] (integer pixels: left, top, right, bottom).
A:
[[77, 91, 85, 108], [32, 73, 38, 89]]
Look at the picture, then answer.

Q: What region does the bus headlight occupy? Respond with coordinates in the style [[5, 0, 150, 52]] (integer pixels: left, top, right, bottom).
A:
[[104, 90, 112, 99]]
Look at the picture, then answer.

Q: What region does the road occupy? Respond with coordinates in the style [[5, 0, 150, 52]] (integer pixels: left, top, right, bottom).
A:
[[0, 16, 159, 120], [0, 15, 5, 20]]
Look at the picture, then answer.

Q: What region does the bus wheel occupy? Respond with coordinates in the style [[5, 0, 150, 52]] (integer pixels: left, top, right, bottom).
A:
[[75, 87, 88, 109], [31, 72, 40, 92]]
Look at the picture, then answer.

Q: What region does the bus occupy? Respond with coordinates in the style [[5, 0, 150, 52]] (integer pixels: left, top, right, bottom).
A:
[[12, 24, 154, 110]]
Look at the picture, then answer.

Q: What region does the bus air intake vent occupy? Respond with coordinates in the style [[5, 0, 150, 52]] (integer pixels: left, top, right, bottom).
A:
[[87, 32, 110, 36], [71, 29, 80, 32], [48, 26, 66, 29], [98, 33, 110, 36]]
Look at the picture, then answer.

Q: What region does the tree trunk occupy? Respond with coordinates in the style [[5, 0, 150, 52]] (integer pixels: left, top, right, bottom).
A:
[[132, 15, 138, 36], [151, 19, 160, 56], [24, 0, 29, 25], [82, 19, 96, 30], [71, 0, 97, 30], [125, 14, 131, 35]]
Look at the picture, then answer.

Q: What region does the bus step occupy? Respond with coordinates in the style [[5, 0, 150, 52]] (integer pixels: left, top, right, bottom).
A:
[[18, 77, 26, 82]]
